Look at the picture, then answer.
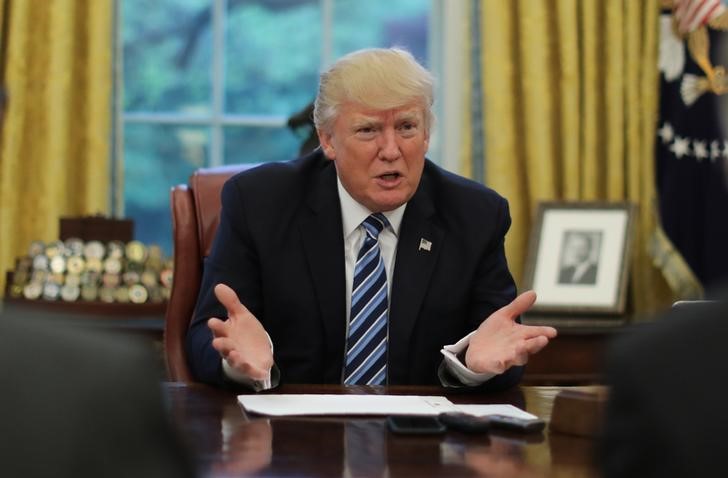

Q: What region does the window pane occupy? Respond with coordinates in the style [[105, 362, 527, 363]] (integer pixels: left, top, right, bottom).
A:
[[124, 124, 210, 254], [224, 126, 302, 165], [123, 0, 212, 113], [119, 0, 432, 251], [332, 0, 429, 64], [225, 0, 320, 115]]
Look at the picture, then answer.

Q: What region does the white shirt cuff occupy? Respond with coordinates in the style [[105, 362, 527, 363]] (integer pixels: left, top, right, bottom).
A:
[[221, 334, 274, 392], [440, 331, 496, 386]]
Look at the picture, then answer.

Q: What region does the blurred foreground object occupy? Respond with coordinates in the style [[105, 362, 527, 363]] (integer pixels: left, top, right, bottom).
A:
[[0, 309, 195, 477], [600, 297, 728, 477]]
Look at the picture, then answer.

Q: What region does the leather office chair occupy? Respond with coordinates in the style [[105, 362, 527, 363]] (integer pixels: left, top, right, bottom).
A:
[[164, 163, 257, 382]]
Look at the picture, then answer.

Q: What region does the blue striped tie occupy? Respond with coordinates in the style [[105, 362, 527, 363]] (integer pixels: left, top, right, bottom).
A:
[[344, 213, 389, 385]]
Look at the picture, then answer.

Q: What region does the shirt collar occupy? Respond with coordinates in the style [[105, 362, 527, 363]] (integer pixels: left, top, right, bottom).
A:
[[337, 176, 406, 239]]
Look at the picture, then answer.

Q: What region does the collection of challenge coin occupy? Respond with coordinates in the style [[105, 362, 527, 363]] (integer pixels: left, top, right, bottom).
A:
[[9, 238, 173, 304]]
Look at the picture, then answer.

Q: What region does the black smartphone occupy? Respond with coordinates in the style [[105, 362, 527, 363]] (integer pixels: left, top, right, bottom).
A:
[[438, 412, 491, 433], [386, 415, 446, 435], [487, 414, 545, 433]]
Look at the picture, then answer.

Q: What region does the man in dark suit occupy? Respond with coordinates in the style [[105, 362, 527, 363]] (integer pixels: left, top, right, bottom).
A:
[[557, 231, 599, 285], [600, 298, 728, 477], [186, 47, 557, 390]]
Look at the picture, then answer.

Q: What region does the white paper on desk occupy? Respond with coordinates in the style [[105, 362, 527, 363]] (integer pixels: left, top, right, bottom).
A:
[[453, 404, 538, 420], [237, 394, 459, 417]]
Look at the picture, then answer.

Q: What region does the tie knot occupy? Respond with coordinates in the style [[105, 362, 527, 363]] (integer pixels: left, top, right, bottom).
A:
[[362, 213, 389, 239]]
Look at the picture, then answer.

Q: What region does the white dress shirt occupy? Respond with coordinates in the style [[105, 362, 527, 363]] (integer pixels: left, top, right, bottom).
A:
[[337, 178, 404, 324], [571, 260, 594, 283]]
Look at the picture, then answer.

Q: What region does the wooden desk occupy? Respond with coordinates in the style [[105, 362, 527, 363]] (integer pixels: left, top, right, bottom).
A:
[[165, 383, 600, 478], [522, 316, 625, 385]]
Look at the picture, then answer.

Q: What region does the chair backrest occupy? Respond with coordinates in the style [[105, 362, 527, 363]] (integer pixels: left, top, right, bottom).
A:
[[164, 163, 257, 382]]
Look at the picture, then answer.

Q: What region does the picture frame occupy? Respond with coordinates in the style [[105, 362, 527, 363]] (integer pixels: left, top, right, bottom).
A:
[[522, 202, 636, 316]]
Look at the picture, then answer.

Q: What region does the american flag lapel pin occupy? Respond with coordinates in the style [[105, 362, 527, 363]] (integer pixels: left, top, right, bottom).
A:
[[419, 238, 432, 252]]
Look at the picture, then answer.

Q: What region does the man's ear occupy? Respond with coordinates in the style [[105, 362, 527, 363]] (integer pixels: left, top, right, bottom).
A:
[[317, 129, 336, 160]]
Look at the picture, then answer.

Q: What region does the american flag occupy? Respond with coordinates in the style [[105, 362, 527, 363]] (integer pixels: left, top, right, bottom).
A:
[[654, 3, 728, 293], [673, 0, 727, 34]]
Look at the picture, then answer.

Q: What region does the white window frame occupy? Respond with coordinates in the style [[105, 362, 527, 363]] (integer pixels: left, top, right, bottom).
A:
[[429, 0, 467, 175]]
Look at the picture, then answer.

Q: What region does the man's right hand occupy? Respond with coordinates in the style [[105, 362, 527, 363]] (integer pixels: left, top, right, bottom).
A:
[[207, 283, 273, 381]]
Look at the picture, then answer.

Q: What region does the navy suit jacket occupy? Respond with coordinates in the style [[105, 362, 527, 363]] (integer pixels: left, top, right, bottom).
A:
[[187, 150, 521, 389], [558, 263, 598, 285]]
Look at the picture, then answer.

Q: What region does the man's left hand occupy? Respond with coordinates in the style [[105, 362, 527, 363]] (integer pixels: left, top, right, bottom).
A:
[[465, 291, 557, 375]]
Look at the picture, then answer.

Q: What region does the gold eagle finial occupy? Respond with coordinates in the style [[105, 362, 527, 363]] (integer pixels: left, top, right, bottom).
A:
[[663, 0, 728, 104]]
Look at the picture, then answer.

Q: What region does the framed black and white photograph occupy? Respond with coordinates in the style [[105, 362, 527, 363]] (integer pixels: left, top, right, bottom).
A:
[[523, 202, 636, 315]]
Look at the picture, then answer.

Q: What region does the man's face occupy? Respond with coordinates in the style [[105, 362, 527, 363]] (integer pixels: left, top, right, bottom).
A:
[[569, 235, 591, 263], [318, 102, 429, 212]]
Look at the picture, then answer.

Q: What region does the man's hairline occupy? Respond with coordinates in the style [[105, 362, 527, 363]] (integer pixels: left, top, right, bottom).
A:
[[317, 101, 433, 136]]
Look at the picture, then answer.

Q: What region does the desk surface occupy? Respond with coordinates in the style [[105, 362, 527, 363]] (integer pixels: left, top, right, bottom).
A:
[[165, 383, 600, 478]]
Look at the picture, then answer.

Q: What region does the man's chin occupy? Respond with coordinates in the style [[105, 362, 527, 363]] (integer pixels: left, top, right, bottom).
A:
[[367, 194, 411, 212]]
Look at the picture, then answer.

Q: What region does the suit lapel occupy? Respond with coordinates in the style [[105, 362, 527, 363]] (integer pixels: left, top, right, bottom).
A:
[[299, 160, 347, 379], [388, 173, 445, 384]]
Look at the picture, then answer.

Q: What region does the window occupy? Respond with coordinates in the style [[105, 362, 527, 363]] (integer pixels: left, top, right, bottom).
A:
[[118, 0, 430, 253]]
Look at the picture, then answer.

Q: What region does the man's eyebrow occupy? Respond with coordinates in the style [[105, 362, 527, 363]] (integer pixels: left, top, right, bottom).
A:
[[351, 117, 381, 128], [395, 111, 422, 122]]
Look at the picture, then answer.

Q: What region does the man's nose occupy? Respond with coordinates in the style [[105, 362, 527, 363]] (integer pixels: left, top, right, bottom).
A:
[[377, 128, 402, 161]]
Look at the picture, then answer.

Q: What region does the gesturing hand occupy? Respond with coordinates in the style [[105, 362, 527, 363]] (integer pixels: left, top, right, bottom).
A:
[[465, 291, 557, 375], [207, 283, 274, 381]]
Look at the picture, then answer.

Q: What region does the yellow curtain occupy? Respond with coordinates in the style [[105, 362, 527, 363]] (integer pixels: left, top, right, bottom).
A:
[[0, 0, 112, 296], [467, 0, 673, 316]]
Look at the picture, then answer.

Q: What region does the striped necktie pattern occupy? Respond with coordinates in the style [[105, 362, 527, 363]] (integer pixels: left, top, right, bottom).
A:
[[344, 213, 389, 385]]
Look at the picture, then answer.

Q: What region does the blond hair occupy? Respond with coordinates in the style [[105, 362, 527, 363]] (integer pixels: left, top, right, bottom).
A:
[[313, 48, 434, 133]]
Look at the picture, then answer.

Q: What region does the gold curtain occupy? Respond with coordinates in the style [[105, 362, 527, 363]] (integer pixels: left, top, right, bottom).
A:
[[0, 0, 113, 296], [468, 0, 673, 315]]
